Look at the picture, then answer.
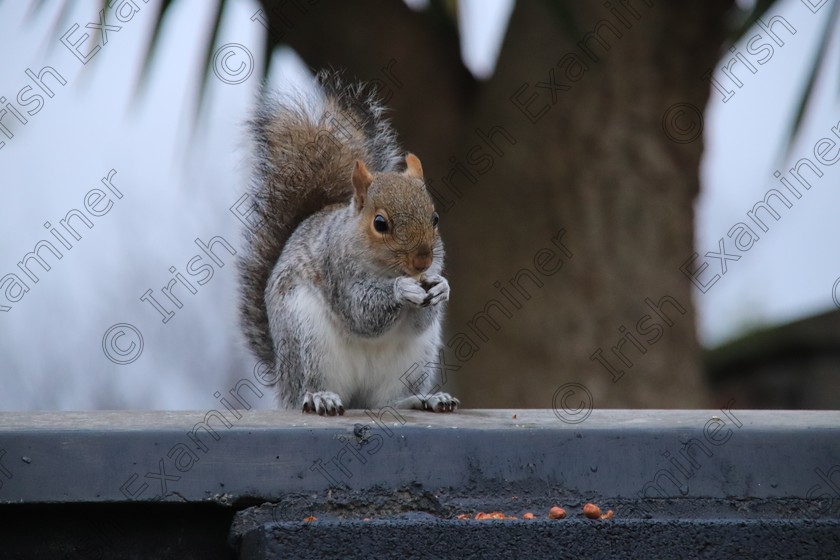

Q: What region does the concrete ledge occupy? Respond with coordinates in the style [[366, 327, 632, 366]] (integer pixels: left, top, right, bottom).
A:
[[1, 409, 838, 503], [1, 409, 838, 558]]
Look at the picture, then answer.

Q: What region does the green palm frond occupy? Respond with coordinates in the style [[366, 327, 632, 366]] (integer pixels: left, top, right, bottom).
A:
[[22, 0, 839, 160], [129, 0, 224, 126], [783, 0, 839, 160], [193, 0, 226, 124], [133, 0, 174, 99], [731, 0, 839, 163], [731, 0, 777, 43]]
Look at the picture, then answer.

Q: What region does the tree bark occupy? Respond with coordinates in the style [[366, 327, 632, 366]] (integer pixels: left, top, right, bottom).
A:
[[272, 0, 732, 408], [269, 0, 474, 172]]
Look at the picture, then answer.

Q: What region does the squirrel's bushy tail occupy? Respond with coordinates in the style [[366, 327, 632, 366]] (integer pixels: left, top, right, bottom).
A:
[[239, 71, 403, 370]]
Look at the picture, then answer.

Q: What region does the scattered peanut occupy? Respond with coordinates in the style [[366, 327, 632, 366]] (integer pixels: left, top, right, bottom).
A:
[[582, 503, 614, 519], [548, 506, 567, 519], [583, 503, 602, 519], [475, 511, 517, 520], [303, 516, 317, 522], [523, 512, 536, 520]]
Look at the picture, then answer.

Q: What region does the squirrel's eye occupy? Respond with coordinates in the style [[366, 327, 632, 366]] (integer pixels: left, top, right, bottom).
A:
[[432, 212, 440, 227], [373, 215, 389, 233]]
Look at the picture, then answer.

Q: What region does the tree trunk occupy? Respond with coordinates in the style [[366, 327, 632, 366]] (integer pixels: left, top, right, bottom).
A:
[[274, 0, 732, 408]]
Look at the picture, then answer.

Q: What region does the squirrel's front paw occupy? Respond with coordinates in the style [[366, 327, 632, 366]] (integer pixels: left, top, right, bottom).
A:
[[420, 274, 450, 306], [302, 391, 344, 416], [394, 277, 428, 306]]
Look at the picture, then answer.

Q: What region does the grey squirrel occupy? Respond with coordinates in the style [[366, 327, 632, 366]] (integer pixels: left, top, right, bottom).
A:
[[238, 72, 459, 416]]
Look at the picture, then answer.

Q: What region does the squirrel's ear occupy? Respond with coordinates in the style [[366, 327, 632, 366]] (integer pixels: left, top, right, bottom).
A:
[[352, 160, 373, 210], [404, 153, 423, 179]]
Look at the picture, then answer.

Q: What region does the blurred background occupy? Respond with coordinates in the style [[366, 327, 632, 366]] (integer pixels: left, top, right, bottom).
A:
[[0, 0, 838, 411]]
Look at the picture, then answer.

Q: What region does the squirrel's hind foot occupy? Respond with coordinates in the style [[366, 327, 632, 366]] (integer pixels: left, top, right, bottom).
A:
[[423, 392, 459, 413], [302, 391, 345, 416]]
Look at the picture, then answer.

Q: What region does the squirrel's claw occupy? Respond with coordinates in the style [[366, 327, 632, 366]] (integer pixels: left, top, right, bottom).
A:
[[423, 392, 460, 413], [397, 275, 450, 307], [302, 391, 345, 416], [423, 275, 450, 306]]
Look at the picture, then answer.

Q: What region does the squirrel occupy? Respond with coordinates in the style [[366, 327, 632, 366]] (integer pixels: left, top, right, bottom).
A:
[[238, 72, 459, 416]]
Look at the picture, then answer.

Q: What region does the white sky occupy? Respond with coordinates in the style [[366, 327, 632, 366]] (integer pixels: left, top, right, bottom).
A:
[[0, 0, 836, 409], [698, 0, 840, 345]]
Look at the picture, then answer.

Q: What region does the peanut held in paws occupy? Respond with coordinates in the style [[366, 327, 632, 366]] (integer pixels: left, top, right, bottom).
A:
[[418, 274, 450, 307]]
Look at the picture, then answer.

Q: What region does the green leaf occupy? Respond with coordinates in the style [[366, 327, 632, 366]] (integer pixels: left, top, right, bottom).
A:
[[730, 0, 777, 43], [131, 0, 175, 102], [192, 0, 226, 128], [779, 0, 839, 162]]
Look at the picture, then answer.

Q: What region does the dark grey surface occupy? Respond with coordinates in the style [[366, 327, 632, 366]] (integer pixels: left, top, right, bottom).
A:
[[236, 517, 840, 560], [228, 486, 840, 558]]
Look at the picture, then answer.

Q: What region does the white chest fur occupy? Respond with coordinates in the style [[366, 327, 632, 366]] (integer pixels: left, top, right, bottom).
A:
[[290, 285, 440, 408]]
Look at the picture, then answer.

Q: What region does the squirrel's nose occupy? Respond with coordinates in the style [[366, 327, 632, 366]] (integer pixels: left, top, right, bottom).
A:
[[411, 252, 432, 273]]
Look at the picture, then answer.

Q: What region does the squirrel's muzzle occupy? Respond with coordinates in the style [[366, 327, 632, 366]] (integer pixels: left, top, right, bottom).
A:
[[410, 249, 433, 274]]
